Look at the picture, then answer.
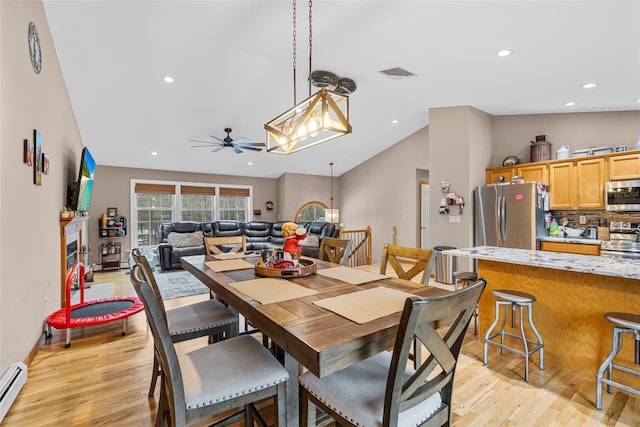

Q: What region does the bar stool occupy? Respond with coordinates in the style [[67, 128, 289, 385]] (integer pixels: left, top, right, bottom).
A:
[[483, 289, 544, 382], [595, 312, 640, 410], [453, 271, 478, 334]]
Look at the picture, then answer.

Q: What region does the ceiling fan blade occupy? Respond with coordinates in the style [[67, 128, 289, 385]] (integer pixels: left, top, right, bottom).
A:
[[212, 146, 227, 153], [209, 135, 226, 144], [236, 142, 266, 147], [190, 144, 220, 148], [232, 137, 250, 144], [232, 146, 243, 154], [188, 138, 218, 144], [239, 146, 263, 152]]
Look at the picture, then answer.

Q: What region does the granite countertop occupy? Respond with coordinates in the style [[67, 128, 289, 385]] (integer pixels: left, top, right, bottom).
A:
[[442, 246, 640, 280], [538, 236, 603, 245]]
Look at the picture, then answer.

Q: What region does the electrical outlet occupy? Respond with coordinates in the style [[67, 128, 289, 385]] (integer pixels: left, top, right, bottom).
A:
[[579, 215, 587, 224]]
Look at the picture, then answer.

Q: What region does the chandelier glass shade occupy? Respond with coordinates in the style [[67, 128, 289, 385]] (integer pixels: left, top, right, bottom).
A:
[[265, 88, 351, 154]]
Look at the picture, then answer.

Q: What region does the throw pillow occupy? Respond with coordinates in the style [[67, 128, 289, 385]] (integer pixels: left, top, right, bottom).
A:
[[300, 235, 319, 247], [167, 231, 204, 248]]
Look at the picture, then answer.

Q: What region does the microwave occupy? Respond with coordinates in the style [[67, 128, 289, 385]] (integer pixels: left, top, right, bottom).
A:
[[606, 180, 640, 211]]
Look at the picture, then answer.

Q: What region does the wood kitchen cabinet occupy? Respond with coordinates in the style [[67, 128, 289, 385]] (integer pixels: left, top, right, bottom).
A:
[[609, 152, 640, 180], [549, 162, 574, 209], [517, 164, 549, 185], [486, 166, 515, 184], [540, 240, 601, 256], [576, 157, 605, 208], [548, 158, 604, 209]]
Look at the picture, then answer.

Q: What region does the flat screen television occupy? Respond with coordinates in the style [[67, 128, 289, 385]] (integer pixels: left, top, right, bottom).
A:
[[67, 147, 96, 212]]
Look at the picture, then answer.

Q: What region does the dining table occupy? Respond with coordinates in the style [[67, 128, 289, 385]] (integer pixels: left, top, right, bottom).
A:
[[181, 254, 448, 426]]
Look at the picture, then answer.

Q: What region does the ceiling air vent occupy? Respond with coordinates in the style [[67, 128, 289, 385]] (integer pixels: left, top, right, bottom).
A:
[[379, 67, 416, 80]]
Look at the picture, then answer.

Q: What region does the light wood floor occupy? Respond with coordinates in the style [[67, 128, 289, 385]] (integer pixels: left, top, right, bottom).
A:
[[4, 269, 638, 426]]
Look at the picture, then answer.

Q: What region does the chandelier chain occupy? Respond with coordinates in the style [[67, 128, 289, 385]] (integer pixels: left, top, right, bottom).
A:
[[292, 0, 297, 104], [308, 0, 313, 96]]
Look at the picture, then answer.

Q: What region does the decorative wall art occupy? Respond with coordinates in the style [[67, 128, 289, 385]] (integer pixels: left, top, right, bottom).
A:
[[33, 129, 42, 185], [107, 207, 118, 217], [23, 139, 33, 166], [42, 154, 50, 175]]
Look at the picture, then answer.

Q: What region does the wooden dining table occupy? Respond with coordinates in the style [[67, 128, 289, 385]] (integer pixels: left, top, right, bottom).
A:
[[181, 255, 448, 426]]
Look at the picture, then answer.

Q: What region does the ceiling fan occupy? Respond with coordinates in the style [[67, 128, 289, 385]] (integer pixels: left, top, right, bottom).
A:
[[189, 128, 265, 154]]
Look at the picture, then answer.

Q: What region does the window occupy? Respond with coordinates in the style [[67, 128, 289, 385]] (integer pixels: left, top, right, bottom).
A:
[[219, 187, 250, 221], [131, 181, 251, 247], [295, 201, 327, 222]]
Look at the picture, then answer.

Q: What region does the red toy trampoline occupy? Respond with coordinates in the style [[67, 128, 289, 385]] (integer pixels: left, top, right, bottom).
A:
[[46, 262, 144, 347]]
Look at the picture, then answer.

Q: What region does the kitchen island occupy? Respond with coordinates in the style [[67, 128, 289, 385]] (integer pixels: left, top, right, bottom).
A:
[[444, 246, 640, 386]]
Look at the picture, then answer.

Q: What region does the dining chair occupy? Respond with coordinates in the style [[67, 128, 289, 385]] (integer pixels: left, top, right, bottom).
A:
[[130, 249, 239, 397], [204, 235, 246, 255], [300, 278, 487, 427], [379, 243, 435, 285], [130, 267, 288, 427], [317, 237, 353, 266]]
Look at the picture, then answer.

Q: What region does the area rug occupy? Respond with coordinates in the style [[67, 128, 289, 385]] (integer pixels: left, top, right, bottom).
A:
[[153, 270, 210, 300]]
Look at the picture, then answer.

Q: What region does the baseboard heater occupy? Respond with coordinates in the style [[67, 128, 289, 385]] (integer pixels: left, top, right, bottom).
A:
[[0, 362, 27, 422]]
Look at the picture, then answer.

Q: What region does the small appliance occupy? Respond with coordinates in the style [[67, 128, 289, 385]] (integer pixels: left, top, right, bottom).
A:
[[605, 180, 640, 211]]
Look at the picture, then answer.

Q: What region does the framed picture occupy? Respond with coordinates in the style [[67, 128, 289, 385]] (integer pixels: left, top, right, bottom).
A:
[[107, 207, 117, 217], [42, 153, 50, 174], [33, 129, 42, 185], [24, 139, 33, 166]]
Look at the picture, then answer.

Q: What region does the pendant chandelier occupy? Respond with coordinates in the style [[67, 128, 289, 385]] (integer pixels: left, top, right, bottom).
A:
[[265, 0, 352, 155], [325, 162, 339, 223]]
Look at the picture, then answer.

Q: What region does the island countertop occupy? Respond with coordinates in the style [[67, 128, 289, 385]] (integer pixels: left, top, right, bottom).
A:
[[443, 246, 640, 280]]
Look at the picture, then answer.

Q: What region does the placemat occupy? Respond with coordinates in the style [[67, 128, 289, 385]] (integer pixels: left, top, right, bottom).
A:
[[211, 252, 252, 260], [205, 259, 254, 272], [313, 286, 417, 324], [229, 278, 318, 304], [316, 266, 389, 285]]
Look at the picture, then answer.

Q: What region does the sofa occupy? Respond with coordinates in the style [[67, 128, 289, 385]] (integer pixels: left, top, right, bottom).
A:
[[157, 220, 338, 270]]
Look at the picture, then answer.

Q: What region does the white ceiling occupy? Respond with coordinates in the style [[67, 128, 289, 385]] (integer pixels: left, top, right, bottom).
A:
[[42, 1, 640, 179]]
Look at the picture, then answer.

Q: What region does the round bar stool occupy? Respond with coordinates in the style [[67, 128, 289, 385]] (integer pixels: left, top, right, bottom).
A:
[[453, 271, 478, 334], [483, 289, 544, 382], [595, 312, 640, 410]]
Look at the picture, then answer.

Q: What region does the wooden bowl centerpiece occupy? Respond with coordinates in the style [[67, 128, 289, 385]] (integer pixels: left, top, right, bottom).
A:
[[255, 251, 317, 278]]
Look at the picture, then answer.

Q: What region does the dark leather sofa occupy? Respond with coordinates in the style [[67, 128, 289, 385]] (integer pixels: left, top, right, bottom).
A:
[[157, 220, 338, 270]]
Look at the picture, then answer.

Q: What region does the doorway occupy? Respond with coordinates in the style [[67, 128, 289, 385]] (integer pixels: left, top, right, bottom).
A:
[[419, 181, 429, 248]]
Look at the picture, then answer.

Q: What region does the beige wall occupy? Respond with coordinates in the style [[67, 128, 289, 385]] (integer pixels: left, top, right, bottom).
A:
[[491, 111, 640, 167], [277, 172, 336, 222], [340, 126, 429, 263], [0, 1, 84, 371], [89, 166, 280, 267]]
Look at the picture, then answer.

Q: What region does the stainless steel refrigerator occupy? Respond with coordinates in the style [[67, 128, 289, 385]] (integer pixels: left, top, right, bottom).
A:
[[475, 182, 548, 249]]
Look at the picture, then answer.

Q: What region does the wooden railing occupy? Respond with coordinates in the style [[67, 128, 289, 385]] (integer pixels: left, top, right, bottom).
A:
[[338, 226, 372, 267]]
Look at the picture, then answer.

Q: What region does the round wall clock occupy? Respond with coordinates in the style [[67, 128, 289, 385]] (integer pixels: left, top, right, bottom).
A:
[[28, 22, 42, 74]]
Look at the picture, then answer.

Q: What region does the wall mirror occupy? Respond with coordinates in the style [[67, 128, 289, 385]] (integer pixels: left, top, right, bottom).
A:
[[295, 201, 327, 222]]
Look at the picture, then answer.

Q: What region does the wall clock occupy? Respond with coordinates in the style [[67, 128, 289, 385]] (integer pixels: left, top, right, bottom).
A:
[[28, 22, 42, 74]]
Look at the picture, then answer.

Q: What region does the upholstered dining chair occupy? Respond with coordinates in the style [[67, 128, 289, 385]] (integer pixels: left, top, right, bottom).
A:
[[130, 267, 288, 427], [379, 244, 435, 285], [130, 249, 239, 397], [300, 278, 486, 427], [204, 235, 246, 255], [317, 237, 353, 266]]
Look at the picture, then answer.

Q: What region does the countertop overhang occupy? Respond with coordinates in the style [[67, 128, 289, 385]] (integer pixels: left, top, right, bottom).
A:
[[538, 236, 602, 245], [443, 246, 640, 280]]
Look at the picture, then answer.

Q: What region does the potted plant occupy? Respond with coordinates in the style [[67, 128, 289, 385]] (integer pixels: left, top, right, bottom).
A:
[[60, 207, 70, 219]]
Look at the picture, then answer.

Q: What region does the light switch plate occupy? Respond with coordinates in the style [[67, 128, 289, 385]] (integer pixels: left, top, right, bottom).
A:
[[449, 215, 461, 223], [579, 215, 587, 224]]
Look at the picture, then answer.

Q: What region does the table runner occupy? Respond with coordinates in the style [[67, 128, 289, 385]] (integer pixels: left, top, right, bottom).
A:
[[313, 286, 418, 324], [229, 278, 318, 304], [316, 266, 388, 285], [210, 252, 252, 260], [204, 259, 254, 272]]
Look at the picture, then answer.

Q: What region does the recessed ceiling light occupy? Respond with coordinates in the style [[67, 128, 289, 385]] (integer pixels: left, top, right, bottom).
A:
[[636, 98, 640, 103], [582, 82, 598, 89], [151, 151, 158, 156], [564, 101, 576, 107], [248, 161, 253, 166], [163, 76, 174, 83], [391, 119, 398, 124], [496, 49, 513, 57]]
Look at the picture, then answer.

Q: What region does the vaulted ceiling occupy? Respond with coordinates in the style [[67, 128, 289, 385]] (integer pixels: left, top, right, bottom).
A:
[[43, 1, 640, 178]]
